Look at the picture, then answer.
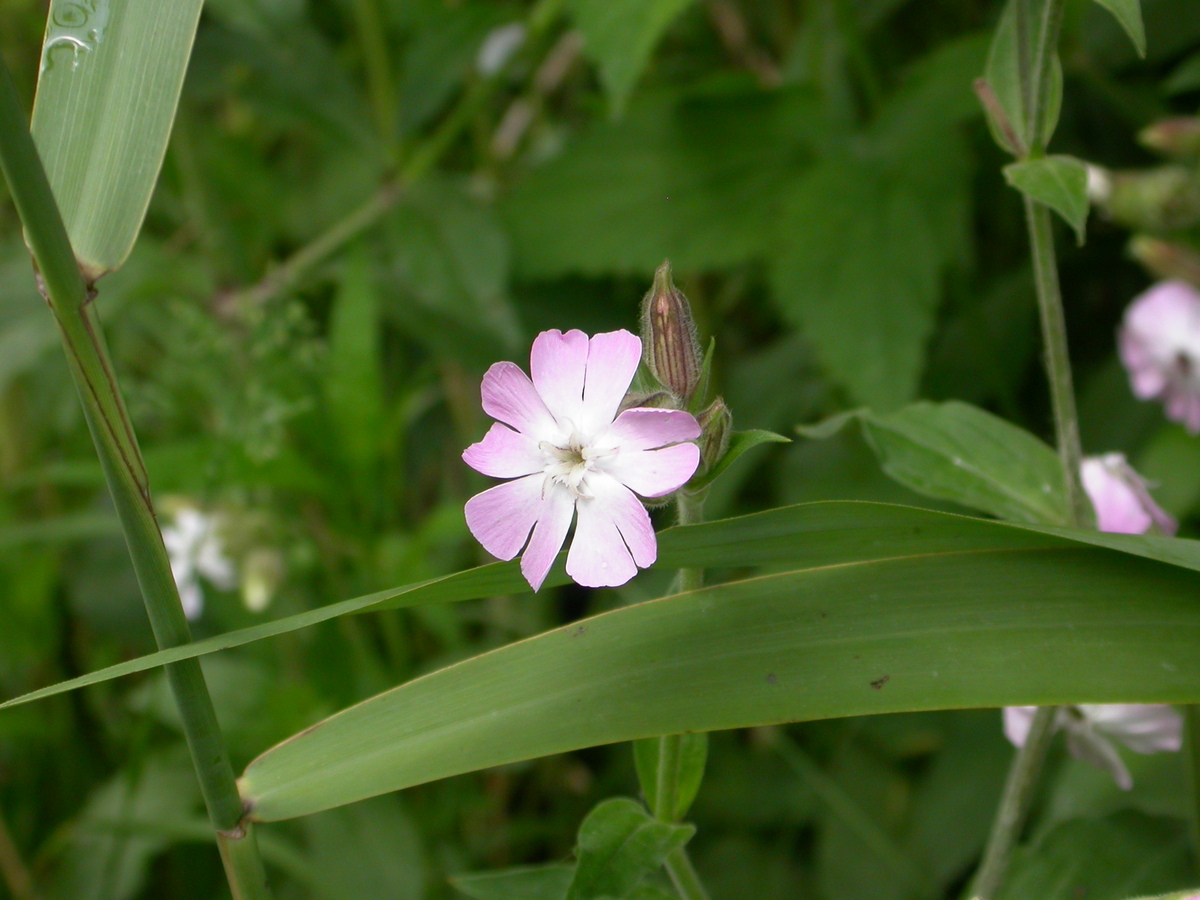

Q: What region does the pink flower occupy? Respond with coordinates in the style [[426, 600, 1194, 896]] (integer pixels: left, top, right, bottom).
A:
[[1119, 280, 1200, 433], [1081, 453, 1176, 536], [1004, 705, 1182, 790], [463, 329, 701, 591]]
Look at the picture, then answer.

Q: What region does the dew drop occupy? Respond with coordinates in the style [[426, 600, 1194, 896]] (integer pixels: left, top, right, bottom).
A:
[[40, 0, 109, 74]]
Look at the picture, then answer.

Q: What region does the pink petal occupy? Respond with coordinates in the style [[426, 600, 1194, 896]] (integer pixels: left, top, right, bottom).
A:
[[464, 474, 545, 561], [531, 329, 589, 426], [581, 330, 642, 435], [481, 362, 557, 441], [566, 492, 638, 588], [1003, 706, 1037, 748], [604, 442, 700, 498], [591, 474, 656, 568], [602, 407, 701, 452], [1080, 704, 1183, 754], [520, 484, 575, 591], [463, 423, 544, 478]]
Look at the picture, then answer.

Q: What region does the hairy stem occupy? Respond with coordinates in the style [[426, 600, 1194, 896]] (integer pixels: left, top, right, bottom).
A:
[[0, 52, 270, 899]]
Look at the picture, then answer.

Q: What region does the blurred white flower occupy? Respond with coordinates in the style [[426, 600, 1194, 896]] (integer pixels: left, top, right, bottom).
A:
[[1004, 705, 1182, 790], [162, 506, 236, 620], [477, 22, 526, 76], [1119, 280, 1200, 432], [1081, 453, 1176, 536], [1085, 163, 1113, 204]]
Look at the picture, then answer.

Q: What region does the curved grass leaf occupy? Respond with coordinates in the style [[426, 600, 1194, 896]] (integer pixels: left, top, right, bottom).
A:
[[1092, 0, 1146, 58], [6, 502, 1200, 713], [451, 864, 575, 900], [32, 0, 205, 274], [241, 531, 1200, 821]]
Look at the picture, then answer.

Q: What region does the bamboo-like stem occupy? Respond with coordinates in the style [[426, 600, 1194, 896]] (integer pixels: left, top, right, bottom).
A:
[[0, 52, 270, 899], [969, 705, 1057, 899], [227, 0, 566, 311]]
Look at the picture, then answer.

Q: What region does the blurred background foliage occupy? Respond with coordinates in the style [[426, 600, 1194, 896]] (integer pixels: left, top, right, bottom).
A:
[[1, 0, 1200, 897]]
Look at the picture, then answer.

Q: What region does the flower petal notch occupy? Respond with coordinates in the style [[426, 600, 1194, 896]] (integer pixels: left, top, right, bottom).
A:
[[1119, 280, 1200, 433], [463, 329, 701, 591]]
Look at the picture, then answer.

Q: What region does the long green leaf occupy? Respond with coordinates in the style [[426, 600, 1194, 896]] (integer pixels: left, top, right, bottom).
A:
[[32, 0, 204, 275], [6, 501, 1200, 712], [241, 534, 1200, 821]]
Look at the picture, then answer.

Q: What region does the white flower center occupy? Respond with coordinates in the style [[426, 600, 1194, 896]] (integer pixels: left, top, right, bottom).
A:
[[539, 427, 615, 499]]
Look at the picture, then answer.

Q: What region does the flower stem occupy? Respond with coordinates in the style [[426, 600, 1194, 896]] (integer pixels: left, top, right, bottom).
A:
[[653, 489, 710, 900], [0, 52, 270, 899], [969, 705, 1057, 900]]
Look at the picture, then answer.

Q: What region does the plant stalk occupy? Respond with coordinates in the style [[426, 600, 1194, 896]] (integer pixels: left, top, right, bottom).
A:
[[969, 705, 1057, 899], [0, 52, 270, 899]]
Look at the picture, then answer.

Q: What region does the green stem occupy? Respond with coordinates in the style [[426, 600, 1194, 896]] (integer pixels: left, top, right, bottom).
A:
[[1183, 705, 1200, 872], [969, 705, 1057, 900], [664, 847, 709, 900], [0, 52, 270, 899], [1026, 0, 1066, 155]]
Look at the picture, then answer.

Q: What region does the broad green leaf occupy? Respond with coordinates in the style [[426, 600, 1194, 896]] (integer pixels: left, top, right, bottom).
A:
[[567, 0, 697, 116], [634, 733, 708, 820], [32, 0, 205, 275], [997, 812, 1192, 900], [241, 522, 1200, 820], [689, 429, 791, 491], [568, 799, 693, 900], [9, 501, 1200, 712], [452, 864, 575, 900], [799, 401, 1070, 525], [1003, 155, 1090, 244], [769, 161, 941, 409], [1092, 0, 1147, 57], [982, 0, 1063, 155]]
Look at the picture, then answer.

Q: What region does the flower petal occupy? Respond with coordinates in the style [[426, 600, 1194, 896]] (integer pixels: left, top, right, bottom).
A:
[[602, 407, 701, 452], [521, 484, 575, 591], [581, 330, 642, 436], [591, 474, 656, 568], [566, 492, 638, 588], [604, 443, 700, 498], [1079, 703, 1183, 754], [531, 329, 589, 426], [463, 423, 544, 478], [1003, 706, 1037, 747], [465, 474, 545, 561], [481, 361, 557, 441]]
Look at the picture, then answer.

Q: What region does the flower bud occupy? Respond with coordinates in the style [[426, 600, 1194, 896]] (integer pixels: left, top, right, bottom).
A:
[[1129, 236, 1200, 289], [1103, 166, 1200, 232], [696, 397, 731, 474], [1139, 117, 1200, 159], [640, 260, 702, 404]]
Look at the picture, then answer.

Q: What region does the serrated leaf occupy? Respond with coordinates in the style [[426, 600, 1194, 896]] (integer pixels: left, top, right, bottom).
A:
[[568, 799, 694, 900], [1092, 0, 1147, 57], [1004, 155, 1090, 244], [567, 0, 697, 116], [32, 0, 205, 275], [769, 161, 942, 409], [451, 864, 575, 900], [688, 429, 790, 491], [982, 0, 1063, 155], [633, 733, 708, 820]]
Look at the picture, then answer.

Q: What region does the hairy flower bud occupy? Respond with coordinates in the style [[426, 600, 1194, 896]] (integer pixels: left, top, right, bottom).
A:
[[1103, 166, 1200, 232], [1129, 236, 1200, 289], [696, 397, 732, 474], [1139, 117, 1200, 159], [640, 260, 702, 404]]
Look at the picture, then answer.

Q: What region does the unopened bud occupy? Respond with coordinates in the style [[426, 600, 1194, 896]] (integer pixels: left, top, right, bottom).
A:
[[1139, 117, 1200, 159], [1104, 165, 1200, 232], [1129, 236, 1200, 289], [696, 397, 731, 474], [640, 260, 702, 404]]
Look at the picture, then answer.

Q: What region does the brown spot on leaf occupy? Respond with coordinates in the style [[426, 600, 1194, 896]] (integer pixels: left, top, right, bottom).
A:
[[766, 673, 777, 685], [870, 675, 890, 690]]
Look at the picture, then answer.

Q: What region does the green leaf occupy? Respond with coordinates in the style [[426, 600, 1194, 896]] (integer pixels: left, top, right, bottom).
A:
[[1003, 155, 1090, 244], [302, 796, 426, 900], [10, 501, 1200, 714], [451, 864, 575, 900], [769, 161, 942, 409], [634, 733, 708, 820], [1092, 0, 1147, 57], [688, 429, 791, 491], [568, 799, 694, 900], [997, 812, 1192, 900], [801, 401, 1070, 525], [32, 0, 205, 275], [982, 0, 1063, 155], [567, 0, 697, 116], [240, 512, 1200, 821]]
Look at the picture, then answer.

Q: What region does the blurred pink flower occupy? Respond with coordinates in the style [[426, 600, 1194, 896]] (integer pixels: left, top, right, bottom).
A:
[[1004, 705, 1182, 790], [1119, 280, 1200, 432], [463, 329, 700, 591], [1081, 453, 1176, 536]]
